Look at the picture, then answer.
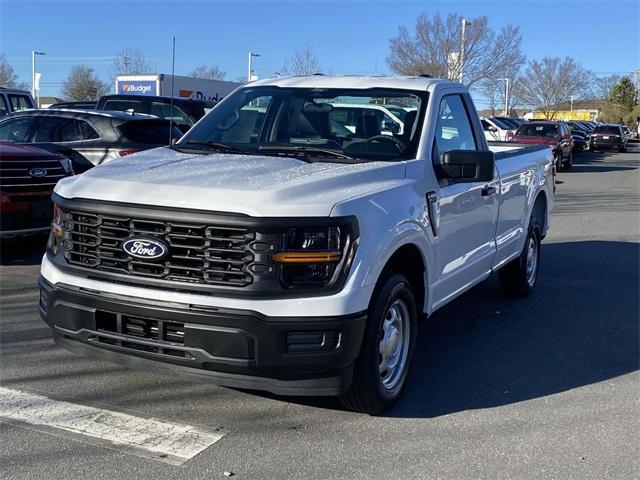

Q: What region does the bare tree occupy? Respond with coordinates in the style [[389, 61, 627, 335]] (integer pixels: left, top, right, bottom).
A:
[[478, 65, 523, 116], [61, 65, 110, 101], [593, 74, 622, 100], [387, 13, 525, 87], [515, 57, 592, 119], [283, 45, 322, 75], [0, 54, 28, 89], [112, 48, 153, 75], [189, 65, 226, 80]]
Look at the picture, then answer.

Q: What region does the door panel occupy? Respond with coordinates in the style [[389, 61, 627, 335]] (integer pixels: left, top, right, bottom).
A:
[[429, 94, 498, 308]]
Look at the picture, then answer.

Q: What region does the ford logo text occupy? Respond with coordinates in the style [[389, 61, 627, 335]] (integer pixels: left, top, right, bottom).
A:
[[29, 167, 47, 178], [122, 237, 168, 261]]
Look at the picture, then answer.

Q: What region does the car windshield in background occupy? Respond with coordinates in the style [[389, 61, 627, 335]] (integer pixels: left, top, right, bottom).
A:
[[594, 126, 620, 135], [493, 117, 519, 129], [178, 87, 427, 162], [518, 124, 558, 137], [489, 117, 513, 130]]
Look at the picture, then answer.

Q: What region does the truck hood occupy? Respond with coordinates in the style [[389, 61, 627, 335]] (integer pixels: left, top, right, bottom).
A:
[[54, 147, 407, 217]]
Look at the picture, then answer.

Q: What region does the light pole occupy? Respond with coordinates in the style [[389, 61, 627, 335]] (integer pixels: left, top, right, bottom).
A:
[[570, 95, 574, 112], [32, 50, 46, 105], [247, 52, 260, 82], [459, 18, 471, 83], [497, 77, 510, 116]]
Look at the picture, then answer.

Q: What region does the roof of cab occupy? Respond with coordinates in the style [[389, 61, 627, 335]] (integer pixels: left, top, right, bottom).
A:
[[248, 74, 455, 91]]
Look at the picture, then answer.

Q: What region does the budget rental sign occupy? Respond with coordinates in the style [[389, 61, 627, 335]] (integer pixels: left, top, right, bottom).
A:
[[117, 80, 157, 96]]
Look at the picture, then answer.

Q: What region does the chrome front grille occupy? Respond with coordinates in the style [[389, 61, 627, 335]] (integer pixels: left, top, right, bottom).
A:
[[0, 158, 68, 193]]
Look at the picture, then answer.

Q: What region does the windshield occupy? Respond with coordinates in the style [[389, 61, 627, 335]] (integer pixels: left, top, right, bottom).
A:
[[493, 116, 519, 129], [594, 126, 620, 135], [517, 124, 559, 137], [179, 87, 427, 162], [489, 117, 514, 130]]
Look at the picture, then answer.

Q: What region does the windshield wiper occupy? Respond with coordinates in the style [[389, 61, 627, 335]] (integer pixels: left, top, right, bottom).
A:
[[175, 141, 252, 155], [258, 145, 356, 161]]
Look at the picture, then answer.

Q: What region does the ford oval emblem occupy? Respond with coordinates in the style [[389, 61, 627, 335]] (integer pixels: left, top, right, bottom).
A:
[[29, 167, 47, 178], [122, 237, 168, 261]]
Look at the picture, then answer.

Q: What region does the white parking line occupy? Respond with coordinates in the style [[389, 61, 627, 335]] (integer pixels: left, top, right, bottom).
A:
[[0, 387, 225, 464]]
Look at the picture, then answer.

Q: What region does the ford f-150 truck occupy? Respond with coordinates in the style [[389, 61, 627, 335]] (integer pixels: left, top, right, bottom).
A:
[[39, 76, 554, 414]]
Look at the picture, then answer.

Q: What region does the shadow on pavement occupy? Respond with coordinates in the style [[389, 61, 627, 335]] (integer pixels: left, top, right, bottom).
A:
[[265, 240, 639, 417], [389, 240, 639, 418]]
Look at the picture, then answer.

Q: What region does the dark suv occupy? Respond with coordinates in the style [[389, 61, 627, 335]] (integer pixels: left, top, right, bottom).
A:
[[0, 142, 73, 238], [96, 95, 216, 133], [589, 124, 627, 152]]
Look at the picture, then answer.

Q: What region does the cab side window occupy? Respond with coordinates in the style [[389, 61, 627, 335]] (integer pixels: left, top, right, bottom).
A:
[[434, 95, 477, 160], [8, 94, 33, 112]]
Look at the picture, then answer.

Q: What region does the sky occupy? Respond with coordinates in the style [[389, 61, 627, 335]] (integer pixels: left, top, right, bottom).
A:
[[1, 0, 638, 106]]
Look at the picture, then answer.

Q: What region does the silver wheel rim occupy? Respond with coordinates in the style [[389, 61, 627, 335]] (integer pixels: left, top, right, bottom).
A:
[[525, 236, 538, 287], [378, 299, 410, 390]]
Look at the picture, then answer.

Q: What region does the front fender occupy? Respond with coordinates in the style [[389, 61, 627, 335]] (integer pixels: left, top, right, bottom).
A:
[[331, 180, 435, 314]]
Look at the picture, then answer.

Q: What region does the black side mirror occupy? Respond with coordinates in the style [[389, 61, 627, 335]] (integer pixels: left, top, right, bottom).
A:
[[440, 150, 494, 182]]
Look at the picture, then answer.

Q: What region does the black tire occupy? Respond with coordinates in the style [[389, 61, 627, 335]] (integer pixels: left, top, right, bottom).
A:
[[562, 150, 573, 169], [499, 219, 541, 298], [620, 145, 627, 153], [340, 273, 418, 415]]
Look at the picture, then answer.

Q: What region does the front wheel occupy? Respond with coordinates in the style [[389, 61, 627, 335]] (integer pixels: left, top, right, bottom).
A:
[[499, 219, 541, 297], [340, 274, 417, 415]]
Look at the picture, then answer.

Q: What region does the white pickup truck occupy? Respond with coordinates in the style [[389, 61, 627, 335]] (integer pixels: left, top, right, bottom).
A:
[[40, 75, 554, 414]]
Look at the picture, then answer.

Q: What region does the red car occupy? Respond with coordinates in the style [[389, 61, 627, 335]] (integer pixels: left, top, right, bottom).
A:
[[512, 121, 574, 170], [1, 142, 73, 238]]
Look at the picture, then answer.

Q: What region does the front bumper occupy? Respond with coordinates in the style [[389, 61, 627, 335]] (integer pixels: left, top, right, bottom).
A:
[[38, 276, 367, 396], [1, 196, 53, 239]]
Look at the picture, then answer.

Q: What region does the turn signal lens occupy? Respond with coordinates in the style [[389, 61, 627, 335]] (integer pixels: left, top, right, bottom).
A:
[[272, 251, 341, 263]]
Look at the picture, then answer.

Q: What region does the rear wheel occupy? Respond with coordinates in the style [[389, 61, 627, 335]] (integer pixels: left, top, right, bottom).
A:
[[499, 219, 541, 297], [340, 273, 417, 415]]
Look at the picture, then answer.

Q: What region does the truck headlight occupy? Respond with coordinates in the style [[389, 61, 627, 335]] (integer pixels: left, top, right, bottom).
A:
[[48, 204, 65, 253], [273, 224, 357, 289], [58, 156, 74, 174]]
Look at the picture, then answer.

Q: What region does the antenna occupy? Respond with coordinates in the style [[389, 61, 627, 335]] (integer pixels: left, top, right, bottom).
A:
[[169, 36, 176, 145]]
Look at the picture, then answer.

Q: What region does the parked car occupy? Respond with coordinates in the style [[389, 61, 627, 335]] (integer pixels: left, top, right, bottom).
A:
[[96, 95, 216, 133], [0, 109, 183, 173], [39, 75, 554, 415], [492, 116, 524, 129], [512, 120, 573, 169], [621, 125, 632, 141], [565, 120, 591, 135], [481, 116, 516, 141], [0, 88, 36, 117], [570, 130, 587, 152], [589, 124, 628, 152], [51, 101, 97, 109], [0, 142, 73, 238]]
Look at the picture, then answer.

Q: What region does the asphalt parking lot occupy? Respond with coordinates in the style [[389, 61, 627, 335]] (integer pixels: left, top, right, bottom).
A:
[[1, 145, 638, 480]]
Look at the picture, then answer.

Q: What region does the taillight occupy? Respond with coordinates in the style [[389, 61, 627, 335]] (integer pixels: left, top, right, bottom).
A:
[[118, 150, 139, 157], [507, 131, 514, 140]]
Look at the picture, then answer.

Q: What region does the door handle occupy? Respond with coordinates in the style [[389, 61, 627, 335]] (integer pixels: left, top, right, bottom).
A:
[[482, 186, 497, 196], [425, 191, 439, 237]]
